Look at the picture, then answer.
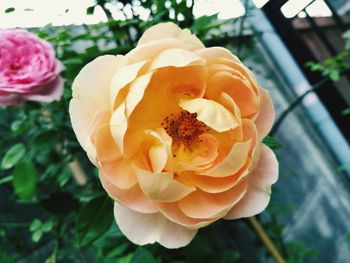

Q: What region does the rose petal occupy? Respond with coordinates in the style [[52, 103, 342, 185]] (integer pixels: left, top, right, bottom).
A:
[[254, 89, 275, 139], [195, 47, 240, 62], [137, 22, 204, 50], [22, 76, 64, 103], [110, 60, 146, 108], [110, 102, 128, 155], [149, 48, 204, 71], [70, 55, 124, 150], [94, 123, 121, 163], [224, 144, 278, 219], [114, 202, 197, 248], [179, 98, 238, 132], [201, 139, 252, 177], [100, 171, 158, 213], [178, 180, 247, 219], [133, 166, 195, 202]]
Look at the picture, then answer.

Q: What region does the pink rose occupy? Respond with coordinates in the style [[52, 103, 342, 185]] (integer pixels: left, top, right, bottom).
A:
[[0, 29, 64, 106]]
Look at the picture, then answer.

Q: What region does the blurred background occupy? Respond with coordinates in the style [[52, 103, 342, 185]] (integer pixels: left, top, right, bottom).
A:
[[0, 0, 349, 262]]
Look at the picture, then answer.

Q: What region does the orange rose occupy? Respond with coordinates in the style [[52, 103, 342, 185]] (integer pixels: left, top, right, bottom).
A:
[[70, 22, 278, 248]]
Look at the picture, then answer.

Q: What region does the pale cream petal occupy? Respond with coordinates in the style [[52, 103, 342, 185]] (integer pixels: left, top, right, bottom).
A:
[[201, 139, 252, 177], [195, 47, 240, 62], [178, 180, 247, 219], [70, 55, 124, 150], [114, 202, 197, 248], [110, 60, 147, 108], [100, 171, 158, 213], [125, 72, 153, 118], [179, 98, 238, 132], [133, 166, 195, 202], [100, 159, 137, 190], [144, 129, 173, 173], [94, 124, 121, 163], [137, 22, 204, 50], [255, 89, 275, 139], [110, 102, 127, 155], [224, 145, 278, 219], [149, 48, 204, 71]]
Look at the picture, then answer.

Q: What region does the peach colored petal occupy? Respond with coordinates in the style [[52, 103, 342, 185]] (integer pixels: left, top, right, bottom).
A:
[[114, 202, 197, 248], [144, 128, 173, 173], [202, 139, 252, 177], [70, 55, 124, 150], [133, 166, 195, 202], [176, 134, 219, 171], [110, 60, 146, 108], [195, 47, 240, 62], [94, 123, 121, 163], [254, 89, 275, 139], [100, 159, 137, 190], [149, 48, 204, 71], [179, 98, 238, 132], [85, 109, 111, 164], [224, 144, 278, 219], [218, 92, 242, 125], [178, 180, 248, 219], [206, 70, 259, 117], [187, 166, 250, 194], [125, 72, 153, 118], [158, 202, 215, 229], [100, 171, 158, 213], [137, 22, 204, 50], [110, 102, 127, 155]]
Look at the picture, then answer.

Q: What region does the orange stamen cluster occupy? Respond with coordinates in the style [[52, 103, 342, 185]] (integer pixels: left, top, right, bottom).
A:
[[161, 110, 210, 147]]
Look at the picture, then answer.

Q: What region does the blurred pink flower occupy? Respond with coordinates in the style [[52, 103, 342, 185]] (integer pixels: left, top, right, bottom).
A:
[[0, 29, 64, 106]]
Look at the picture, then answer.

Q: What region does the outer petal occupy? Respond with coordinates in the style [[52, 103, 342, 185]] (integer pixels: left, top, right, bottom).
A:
[[137, 22, 204, 50], [114, 202, 197, 248], [254, 89, 275, 139], [224, 145, 278, 219], [22, 76, 64, 103], [178, 180, 247, 219], [100, 171, 158, 213], [133, 166, 195, 202], [195, 47, 240, 62], [149, 48, 204, 71], [201, 139, 252, 177], [179, 98, 238, 132], [70, 55, 124, 150]]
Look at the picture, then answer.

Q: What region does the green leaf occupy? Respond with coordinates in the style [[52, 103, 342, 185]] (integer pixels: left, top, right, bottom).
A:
[[263, 136, 282, 150], [42, 220, 54, 232], [0, 175, 13, 185], [12, 160, 38, 201], [106, 243, 129, 258], [341, 107, 350, 116], [131, 247, 157, 263], [0, 249, 15, 263], [5, 7, 15, 13], [30, 219, 42, 231], [119, 253, 134, 263], [1, 143, 26, 170], [32, 229, 43, 242], [346, 233, 350, 243], [329, 70, 340, 81], [86, 6, 95, 15], [0, 229, 6, 237], [32, 130, 58, 150], [76, 195, 113, 247]]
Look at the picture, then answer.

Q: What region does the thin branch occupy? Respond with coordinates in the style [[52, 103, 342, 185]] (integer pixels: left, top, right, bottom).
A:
[[248, 216, 286, 263], [270, 76, 330, 136]]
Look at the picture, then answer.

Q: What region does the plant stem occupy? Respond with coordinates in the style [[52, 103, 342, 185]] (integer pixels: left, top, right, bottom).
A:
[[248, 216, 286, 263], [270, 76, 330, 136]]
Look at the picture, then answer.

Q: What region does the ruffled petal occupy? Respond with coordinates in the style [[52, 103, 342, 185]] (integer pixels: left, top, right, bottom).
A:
[[137, 22, 204, 50], [224, 145, 278, 219], [178, 180, 247, 219], [100, 171, 158, 213], [133, 166, 195, 202], [179, 98, 238, 132], [254, 89, 275, 139], [70, 55, 124, 150], [114, 202, 197, 248]]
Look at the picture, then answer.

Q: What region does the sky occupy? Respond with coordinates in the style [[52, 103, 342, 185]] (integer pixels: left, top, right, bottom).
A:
[[0, 0, 332, 29]]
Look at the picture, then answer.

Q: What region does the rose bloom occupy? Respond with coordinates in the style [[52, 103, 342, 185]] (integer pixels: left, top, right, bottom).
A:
[[70, 22, 278, 248], [0, 29, 64, 106]]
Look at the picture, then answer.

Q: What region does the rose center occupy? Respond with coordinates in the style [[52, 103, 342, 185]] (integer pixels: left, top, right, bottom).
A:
[[161, 110, 209, 147]]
